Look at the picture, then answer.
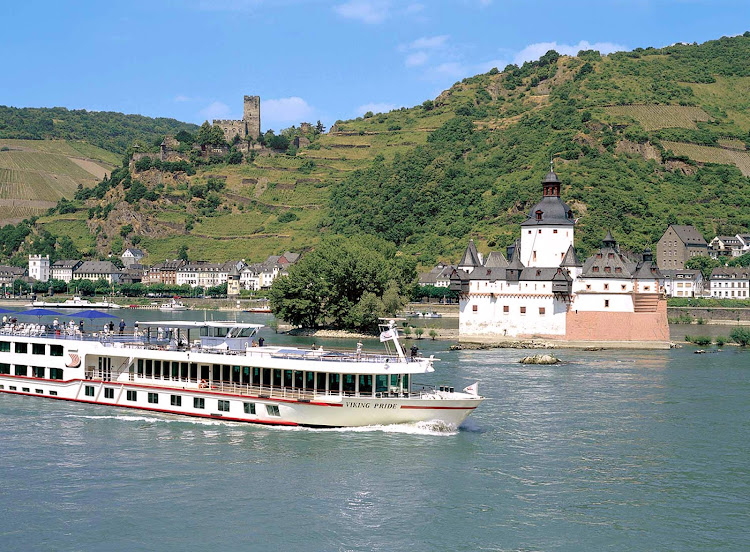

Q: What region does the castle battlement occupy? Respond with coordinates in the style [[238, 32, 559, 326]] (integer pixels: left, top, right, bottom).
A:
[[212, 96, 261, 142]]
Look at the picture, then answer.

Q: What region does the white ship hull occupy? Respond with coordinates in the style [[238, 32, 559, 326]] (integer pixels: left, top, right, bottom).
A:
[[0, 320, 483, 428]]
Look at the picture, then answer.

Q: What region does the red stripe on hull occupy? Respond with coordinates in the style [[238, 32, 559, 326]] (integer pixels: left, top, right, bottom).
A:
[[401, 405, 478, 410], [0, 389, 299, 426]]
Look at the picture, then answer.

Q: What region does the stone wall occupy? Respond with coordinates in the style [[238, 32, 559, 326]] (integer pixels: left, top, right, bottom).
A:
[[565, 300, 669, 342], [213, 119, 246, 142]]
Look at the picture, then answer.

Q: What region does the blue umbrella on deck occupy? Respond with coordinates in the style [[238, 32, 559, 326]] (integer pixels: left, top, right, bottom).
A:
[[74, 310, 119, 319], [20, 308, 65, 317], [0, 307, 17, 314]]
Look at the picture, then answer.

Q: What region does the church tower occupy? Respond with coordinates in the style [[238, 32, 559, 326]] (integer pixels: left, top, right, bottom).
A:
[[519, 167, 576, 268]]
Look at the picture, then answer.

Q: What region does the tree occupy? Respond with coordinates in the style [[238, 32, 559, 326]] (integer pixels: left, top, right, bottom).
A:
[[422, 100, 434, 111], [120, 224, 133, 237], [177, 245, 189, 261], [429, 329, 437, 340], [315, 120, 326, 134], [268, 235, 415, 331], [730, 327, 750, 346], [686, 255, 722, 279], [414, 327, 424, 339]]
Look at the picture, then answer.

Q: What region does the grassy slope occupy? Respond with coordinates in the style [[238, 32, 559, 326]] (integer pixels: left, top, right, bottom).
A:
[[0, 139, 119, 224], [32, 33, 750, 265]]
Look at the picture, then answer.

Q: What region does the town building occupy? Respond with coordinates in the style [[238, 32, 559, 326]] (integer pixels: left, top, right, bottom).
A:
[[661, 269, 704, 298], [73, 261, 122, 285], [121, 248, 145, 267], [50, 260, 82, 283], [144, 260, 186, 285], [656, 225, 708, 269], [0, 266, 27, 287], [28, 254, 50, 282], [419, 263, 457, 288], [708, 267, 750, 298], [708, 234, 750, 258], [451, 169, 669, 347]]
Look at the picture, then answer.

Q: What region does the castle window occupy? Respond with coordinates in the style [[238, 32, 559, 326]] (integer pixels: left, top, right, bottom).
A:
[[644, 286, 650, 291], [520, 306, 526, 314], [621, 285, 626, 290], [536, 210, 543, 221], [608, 253, 614, 259], [596, 253, 602, 259], [553, 229, 558, 234], [472, 305, 478, 312], [539, 307, 545, 315], [503, 305, 509, 313], [604, 284, 609, 290], [615, 267, 622, 273], [533, 251, 537, 261], [604, 300, 610, 308], [586, 284, 591, 290], [605, 266, 611, 273], [567, 210, 573, 219], [593, 266, 599, 272]]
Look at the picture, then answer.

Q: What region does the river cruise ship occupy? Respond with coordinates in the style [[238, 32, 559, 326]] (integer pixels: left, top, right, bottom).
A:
[[0, 319, 483, 428]]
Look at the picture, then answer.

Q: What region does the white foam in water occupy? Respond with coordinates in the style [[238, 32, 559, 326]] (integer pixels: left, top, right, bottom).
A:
[[64, 414, 461, 435]]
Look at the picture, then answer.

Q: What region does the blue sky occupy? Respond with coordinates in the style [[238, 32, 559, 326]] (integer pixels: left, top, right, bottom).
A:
[[1, 1, 747, 131]]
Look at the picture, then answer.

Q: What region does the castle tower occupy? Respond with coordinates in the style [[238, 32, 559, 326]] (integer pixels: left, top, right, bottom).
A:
[[520, 169, 576, 268], [29, 254, 50, 282], [243, 95, 261, 139]]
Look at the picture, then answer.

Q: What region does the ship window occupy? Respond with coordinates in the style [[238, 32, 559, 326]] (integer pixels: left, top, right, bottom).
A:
[[266, 404, 280, 417], [317, 372, 327, 392], [32, 343, 45, 355], [171, 395, 181, 407], [244, 402, 256, 415], [194, 397, 205, 409], [218, 400, 230, 412], [359, 375, 373, 396], [50, 390, 57, 396], [36, 389, 43, 394], [0, 363, 9, 374], [9, 386, 16, 391], [329, 373, 340, 393], [127, 390, 137, 402], [0, 384, 3, 389], [22, 387, 29, 392], [15, 343, 27, 354], [294, 370, 304, 389], [50, 345, 63, 357], [172, 362, 180, 379], [137, 359, 144, 377], [145, 360, 152, 378], [32, 366, 45, 378], [272, 369, 282, 388], [85, 385, 95, 397], [14, 365, 27, 376], [376, 375, 388, 394], [104, 388, 114, 399], [306, 371, 314, 390], [148, 392, 158, 404], [0, 341, 9, 352], [402, 374, 410, 392], [342, 374, 356, 394], [283, 370, 293, 388], [49, 368, 63, 380]]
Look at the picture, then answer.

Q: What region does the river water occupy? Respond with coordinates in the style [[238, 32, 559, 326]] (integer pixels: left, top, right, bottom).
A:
[[1, 311, 748, 551]]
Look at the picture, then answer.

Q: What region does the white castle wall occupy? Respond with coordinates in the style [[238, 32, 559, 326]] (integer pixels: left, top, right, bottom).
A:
[[520, 226, 574, 267]]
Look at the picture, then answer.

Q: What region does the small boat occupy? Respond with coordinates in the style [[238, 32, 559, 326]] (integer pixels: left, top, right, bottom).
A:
[[245, 306, 272, 313], [29, 296, 121, 309], [421, 311, 442, 319], [159, 299, 189, 311]]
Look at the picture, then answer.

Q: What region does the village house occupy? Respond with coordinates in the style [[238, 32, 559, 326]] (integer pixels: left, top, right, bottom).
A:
[[50, 260, 82, 283], [660, 269, 704, 298], [708, 234, 750, 258], [708, 267, 750, 298], [451, 169, 669, 347], [0, 266, 27, 287], [144, 260, 186, 285], [73, 261, 122, 284], [121, 248, 145, 267], [419, 263, 457, 288], [28, 254, 50, 282], [656, 225, 708, 269]]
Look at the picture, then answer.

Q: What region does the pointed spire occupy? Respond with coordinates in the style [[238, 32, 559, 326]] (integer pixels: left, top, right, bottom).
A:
[[560, 245, 582, 267], [458, 239, 482, 268], [507, 241, 524, 270], [602, 230, 616, 248]]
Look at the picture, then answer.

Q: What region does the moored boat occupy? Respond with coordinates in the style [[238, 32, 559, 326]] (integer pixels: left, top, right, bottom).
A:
[[0, 319, 483, 428], [29, 296, 121, 309], [159, 299, 189, 311]]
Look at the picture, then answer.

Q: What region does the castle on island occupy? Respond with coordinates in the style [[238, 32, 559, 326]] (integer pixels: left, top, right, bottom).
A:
[[450, 168, 670, 348]]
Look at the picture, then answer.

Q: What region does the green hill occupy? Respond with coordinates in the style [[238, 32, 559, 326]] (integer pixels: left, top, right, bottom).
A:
[[11, 32, 750, 266]]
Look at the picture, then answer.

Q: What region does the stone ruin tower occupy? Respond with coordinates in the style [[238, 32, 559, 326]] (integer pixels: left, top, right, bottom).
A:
[[213, 95, 261, 142]]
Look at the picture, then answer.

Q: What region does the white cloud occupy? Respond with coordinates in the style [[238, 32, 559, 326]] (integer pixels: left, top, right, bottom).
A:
[[475, 58, 508, 73], [333, 0, 390, 24], [195, 0, 263, 11], [513, 40, 626, 65], [433, 62, 466, 79], [263, 97, 316, 126], [174, 95, 191, 103], [199, 101, 231, 120], [405, 51, 429, 67], [356, 102, 397, 116], [407, 35, 449, 50]]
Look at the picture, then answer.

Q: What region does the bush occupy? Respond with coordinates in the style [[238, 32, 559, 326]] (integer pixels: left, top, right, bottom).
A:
[[685, 335, 712, 346], [277, 211, 298, 223], [730, 327, 750, 346], [715, 336, 726, 346]]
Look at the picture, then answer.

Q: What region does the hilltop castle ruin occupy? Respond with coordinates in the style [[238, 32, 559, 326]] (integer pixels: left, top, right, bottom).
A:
[[213, 95, 261, 142]]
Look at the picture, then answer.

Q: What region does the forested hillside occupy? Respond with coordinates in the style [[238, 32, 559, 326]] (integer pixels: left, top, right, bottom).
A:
[[0, 106, 198, 154], [3, 32, 750, 267]]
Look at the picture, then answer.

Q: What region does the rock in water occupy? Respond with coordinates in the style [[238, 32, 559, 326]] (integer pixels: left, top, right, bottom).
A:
[[519, 354, 560, 365]]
